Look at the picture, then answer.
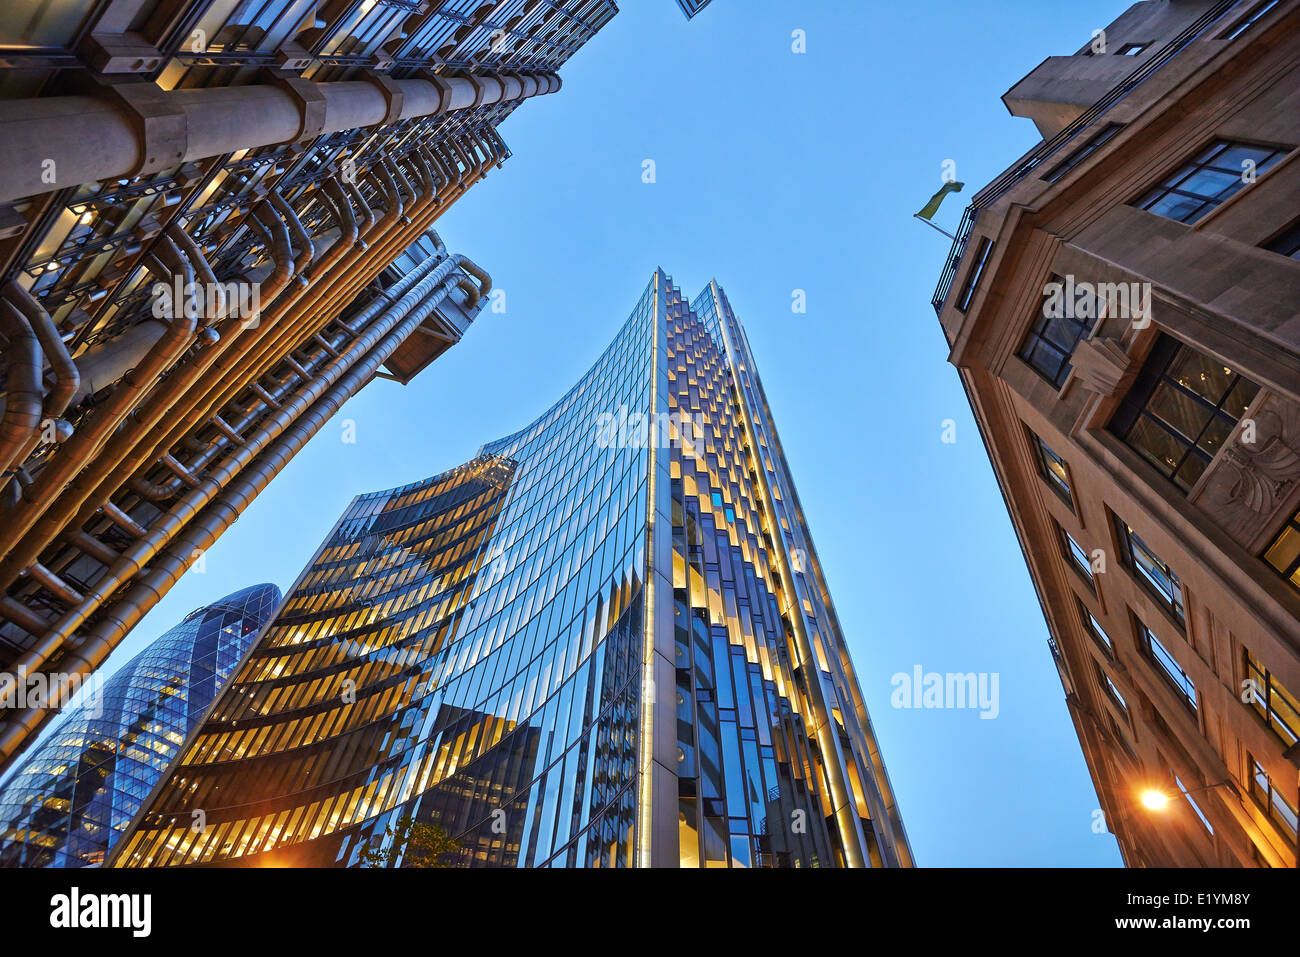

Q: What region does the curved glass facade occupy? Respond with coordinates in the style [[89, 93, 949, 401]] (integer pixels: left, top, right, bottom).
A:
[[0, 583, 280, 867], [115, 271, 910, 867]]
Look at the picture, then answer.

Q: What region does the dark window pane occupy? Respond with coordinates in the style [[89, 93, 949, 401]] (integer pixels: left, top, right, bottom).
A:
[[1109, 334, 1261, 495], [1148, 382, 1213, 442], [1171, 167, 1239, 200], [1195, 415, 1232, 458], [1169, 348, 1236, 404], [1173, 453, 1207, 492], [1134, 139, 1290, 224], [1129, 416, 1186, 474]]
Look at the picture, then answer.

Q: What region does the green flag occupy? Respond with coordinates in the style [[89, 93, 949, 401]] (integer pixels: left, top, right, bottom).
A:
[[915, 180, 965, 221]]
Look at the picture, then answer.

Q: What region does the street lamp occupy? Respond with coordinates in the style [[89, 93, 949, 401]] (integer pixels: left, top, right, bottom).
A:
[[1139, 789, 1170, 811], [1138, 780, 1230, 812]]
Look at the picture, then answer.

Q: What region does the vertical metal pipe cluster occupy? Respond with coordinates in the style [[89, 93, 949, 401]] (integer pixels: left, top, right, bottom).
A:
[[0, 117, 507, 771]]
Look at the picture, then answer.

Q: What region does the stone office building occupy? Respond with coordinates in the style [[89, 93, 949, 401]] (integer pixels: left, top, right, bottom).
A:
[[932, 0, 1300, 866]]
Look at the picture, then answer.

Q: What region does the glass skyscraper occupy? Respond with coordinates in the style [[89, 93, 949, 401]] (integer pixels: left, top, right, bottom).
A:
[[0, 583, 280, 867], [114, 272, 911, 868]]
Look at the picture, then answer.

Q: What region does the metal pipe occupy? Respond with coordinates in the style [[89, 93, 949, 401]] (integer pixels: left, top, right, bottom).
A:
[[68, 530, 118, 567], [320, 178, 360, 253], [0, 72, 562, 203], [386, 157, 417, 223], [0, 299, 197, 583], [0, 596, 47, 635], [0, 283, 78, 489], [0, 300, 44, 478], [343, 177, 375, 237], [3, 255, 479, 686], [22, 562, 82, 605], [283, 355, 311, 380], [210, 415, 242, 444], [99, 501, 147, 538], [168, 227, 225, 325], [154, 233, 200, 320], [268, 191, 314, 277], [67, 321, 169, 406], [6, 281, 78, 423], [12, 260, 489, 705], [0, 188, 474, 766], [2, 155, 427, 620], [372, 162, 403, 224], [249, 202, 298, 290], [29, 174, 367, 566], [426, 145, 456, 193], [128, 451, 199, 501], [458, 258, 493, 303], [409, 150, 435, 202], [50, 192, 426, 581]]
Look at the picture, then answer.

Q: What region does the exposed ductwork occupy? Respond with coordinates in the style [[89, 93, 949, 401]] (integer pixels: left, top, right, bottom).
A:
[[1, 281, 79, 483], [0, 251, 491, 766], [0, 299, 43, 478], [0, 121, 504, 772], [0, 71, 561, 204]]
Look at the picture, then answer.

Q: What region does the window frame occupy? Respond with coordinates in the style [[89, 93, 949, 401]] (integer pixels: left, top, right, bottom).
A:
[[955, 236, 994, 313], [1244, 648, 1300, 747], [1027, 427, 1074, 507], [1058, 523, 1096, 591], [1175, 776, 1215, 834], [1017, 273, 1092, 389], [1135, 616, 1197, 712], [1113, 514, 1187, 629], [1219, 0, 1280, 41], [1262, 218, 1300, 259], [1078, 598, 1113, 658], [1248, 754, 1298, 842], [1107, 333, 1261, 494], [1041, 123, 1123, 184], [1263, 507, 1300, 591], [1131, 138, 1289, 225], [1096, 661, 1128, 716]]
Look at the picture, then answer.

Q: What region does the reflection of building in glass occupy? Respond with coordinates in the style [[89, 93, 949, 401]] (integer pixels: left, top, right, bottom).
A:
[[0, 584, 280, 867], [930, 0, 1300, 867], [115, 271, 911, 868]]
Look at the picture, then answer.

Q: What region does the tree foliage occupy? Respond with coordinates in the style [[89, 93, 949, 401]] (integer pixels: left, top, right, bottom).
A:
[[358, 815, 458, 868]]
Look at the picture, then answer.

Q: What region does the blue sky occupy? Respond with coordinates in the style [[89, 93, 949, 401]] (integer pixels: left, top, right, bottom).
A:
[[27, 1, 1139, 866]]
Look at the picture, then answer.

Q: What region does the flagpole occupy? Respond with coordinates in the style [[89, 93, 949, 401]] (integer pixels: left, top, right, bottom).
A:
[[912, 214, 957, 240]]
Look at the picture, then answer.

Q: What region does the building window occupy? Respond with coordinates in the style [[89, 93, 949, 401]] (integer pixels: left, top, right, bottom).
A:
[[1220, 0, 1280, 40], [1176, 776, 1215, 834], [1018, 275, 1090, 388], [955, 237, 993, 312], [1097, 662, 1127, 715], [1116, 42, 1148, 55], [1114, 516, 1186, 627], [1136, 617, 1197, 711], [1249, 756, 1298, 841], [1028, 429, 1072, 504], [1108, 333, 1260, 492], [1059, 524, 1095, 589], [1078, 598, 1113, 656], [1262, 219, 1300, 260], [1263, 507, 1300, 590], [1042, 124, 1122, 184], [1133, 140, 1288, 225], [1244, 648, 1300, 746]]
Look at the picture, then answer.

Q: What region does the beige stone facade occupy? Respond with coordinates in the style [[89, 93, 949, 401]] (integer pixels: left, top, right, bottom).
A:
[[934, 0, 1300, 866]]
